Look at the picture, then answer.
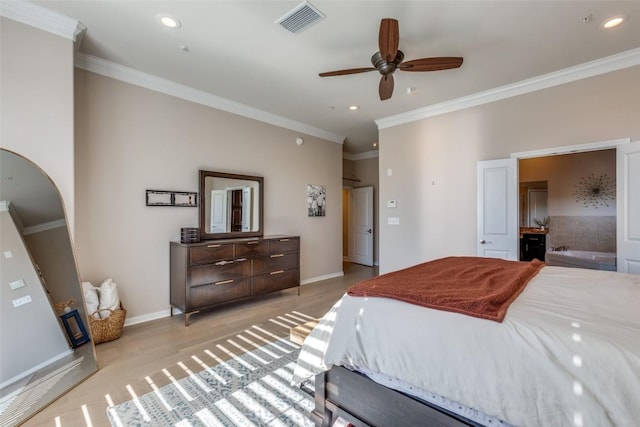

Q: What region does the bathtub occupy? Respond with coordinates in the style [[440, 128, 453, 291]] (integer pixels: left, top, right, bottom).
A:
[[545, 250, 617, 271]]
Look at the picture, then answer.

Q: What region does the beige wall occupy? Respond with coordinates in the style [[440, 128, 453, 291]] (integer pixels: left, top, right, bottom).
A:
[[520, 150, 616, 216], [74, 70, 343, 322], [1, 209, 69, 383], [379, 66, 640, 273], [0, 18, 76, 231]]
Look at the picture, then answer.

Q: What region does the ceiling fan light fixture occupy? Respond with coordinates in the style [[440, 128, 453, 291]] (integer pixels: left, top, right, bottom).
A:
[[157, 13, 181, 29], [602, 15, 627, 29]]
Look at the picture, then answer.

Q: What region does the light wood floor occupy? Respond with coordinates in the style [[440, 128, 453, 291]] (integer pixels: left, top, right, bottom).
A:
[[24, 263, 377, 427]]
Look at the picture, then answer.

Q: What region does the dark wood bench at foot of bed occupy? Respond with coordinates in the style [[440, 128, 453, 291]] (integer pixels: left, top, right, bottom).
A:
[[313, 366, 478, 427]]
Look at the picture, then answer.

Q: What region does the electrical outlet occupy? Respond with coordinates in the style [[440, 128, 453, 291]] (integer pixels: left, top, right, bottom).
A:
[[12, 295, 32, 307], [3, 251, 13, 259]]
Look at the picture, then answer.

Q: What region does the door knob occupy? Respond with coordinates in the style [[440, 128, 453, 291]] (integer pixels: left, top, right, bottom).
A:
[[367, 229, 372, 234], [480, 240, 492, 244]]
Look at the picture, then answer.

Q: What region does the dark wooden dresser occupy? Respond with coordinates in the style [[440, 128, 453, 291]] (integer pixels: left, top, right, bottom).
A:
[[170, 235, 300, 325]]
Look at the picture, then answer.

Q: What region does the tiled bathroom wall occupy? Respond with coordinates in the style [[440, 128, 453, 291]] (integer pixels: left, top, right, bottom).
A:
[[548, 216, 616, 252]]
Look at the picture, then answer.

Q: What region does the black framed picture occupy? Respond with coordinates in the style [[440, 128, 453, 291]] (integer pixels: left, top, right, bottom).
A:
[[146, 190, 197, 207]]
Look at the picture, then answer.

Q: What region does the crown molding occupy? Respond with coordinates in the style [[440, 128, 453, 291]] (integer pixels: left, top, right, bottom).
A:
[[510, 138, 630, 159], [343, 150, 379, 161], [74, 53, 345, 145], [23, 218, 66, 236], [0, 0, 84, 41], [376, 47, 640, 130]]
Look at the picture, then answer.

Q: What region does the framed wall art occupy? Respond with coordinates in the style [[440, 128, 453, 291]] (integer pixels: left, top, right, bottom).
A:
[[307, 184, 326, 217], [146, 190, 198, 207]]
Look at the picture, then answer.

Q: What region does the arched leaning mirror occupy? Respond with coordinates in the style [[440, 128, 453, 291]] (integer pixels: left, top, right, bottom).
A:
[[0, 149, 97, 425]]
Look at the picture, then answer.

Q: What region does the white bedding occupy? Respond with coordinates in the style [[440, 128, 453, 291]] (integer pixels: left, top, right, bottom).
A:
[[293, 266, 640, 426]]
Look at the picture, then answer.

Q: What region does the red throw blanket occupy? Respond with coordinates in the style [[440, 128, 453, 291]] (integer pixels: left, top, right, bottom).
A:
[[347, 256, 545, 322]]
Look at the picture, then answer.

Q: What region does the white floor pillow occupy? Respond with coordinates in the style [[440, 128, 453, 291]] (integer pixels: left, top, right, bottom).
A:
[[82, 282, 101, 319], [99, 278, 120, 316]]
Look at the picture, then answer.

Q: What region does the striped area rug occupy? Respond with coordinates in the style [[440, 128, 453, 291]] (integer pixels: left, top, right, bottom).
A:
[[107, 318, 315, 426]]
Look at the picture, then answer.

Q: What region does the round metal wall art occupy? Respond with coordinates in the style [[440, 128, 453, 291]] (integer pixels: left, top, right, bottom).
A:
[[573, 173, 615, 208]]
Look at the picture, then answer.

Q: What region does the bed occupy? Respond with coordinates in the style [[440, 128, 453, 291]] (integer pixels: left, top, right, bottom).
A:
[[292, 257, 640, 427]]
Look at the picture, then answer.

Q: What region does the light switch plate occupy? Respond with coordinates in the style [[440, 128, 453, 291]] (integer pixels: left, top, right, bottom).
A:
[[3, 251, 13, 259], [10, 279, 26, 290], [12, 295, 32, 307], [387, 217, 400, 225]]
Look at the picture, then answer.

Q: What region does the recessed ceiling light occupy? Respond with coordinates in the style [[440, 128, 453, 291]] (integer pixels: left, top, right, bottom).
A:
[[157, 13, 181, 29], [348, 105, 359, 111], [602, 14, 627, 29]]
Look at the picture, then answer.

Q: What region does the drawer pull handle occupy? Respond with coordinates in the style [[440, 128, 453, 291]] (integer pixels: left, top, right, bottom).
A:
[[247, 241, 259, 245], [234, 258, 247, 262], [279, 239, 290, 242], [215, 279, 234, 285], [207, 244, 222, 248], [270, 270, 285, 275], [214, 260, 234, 266], [270, 254, 285, 258]]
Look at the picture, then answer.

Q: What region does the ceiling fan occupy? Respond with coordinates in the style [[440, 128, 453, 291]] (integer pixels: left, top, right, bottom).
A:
[[319, 18, 463, 101]]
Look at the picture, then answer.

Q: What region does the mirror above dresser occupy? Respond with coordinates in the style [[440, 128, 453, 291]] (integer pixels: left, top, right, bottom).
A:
[[199, 170, 264, 240]]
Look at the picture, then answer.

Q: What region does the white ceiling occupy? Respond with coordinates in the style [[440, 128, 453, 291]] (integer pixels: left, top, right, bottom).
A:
[[18, 1, 640, 153]]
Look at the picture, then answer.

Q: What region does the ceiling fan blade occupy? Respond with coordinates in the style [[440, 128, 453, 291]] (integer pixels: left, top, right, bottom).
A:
[[319, 67, 377, 77], [379, 74, 394, 101], [379, 18, 399, 62], [399, 57, 464, 72]]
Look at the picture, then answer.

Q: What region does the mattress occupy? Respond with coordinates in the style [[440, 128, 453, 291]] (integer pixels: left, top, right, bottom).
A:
[[293, 265, 640, 426]]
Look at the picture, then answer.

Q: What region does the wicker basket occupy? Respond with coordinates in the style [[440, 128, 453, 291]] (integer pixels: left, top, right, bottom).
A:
[[88, 302, 126, 344]]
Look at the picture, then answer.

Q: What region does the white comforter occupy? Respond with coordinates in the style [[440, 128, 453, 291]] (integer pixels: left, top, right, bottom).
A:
[[292, 266, 640, 426]]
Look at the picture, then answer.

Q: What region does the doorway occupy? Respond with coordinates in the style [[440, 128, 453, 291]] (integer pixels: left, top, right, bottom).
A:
[[519, 150, 616, 256], [342, 186, 374, 266], [477, 138, 640, 273]]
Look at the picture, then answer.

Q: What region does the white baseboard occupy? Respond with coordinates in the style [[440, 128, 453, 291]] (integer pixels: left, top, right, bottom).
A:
[[301, 271, 344, 285], [0, 349, 73, 389], [123, 309, 173, 327], [124, 271, 345, 327]]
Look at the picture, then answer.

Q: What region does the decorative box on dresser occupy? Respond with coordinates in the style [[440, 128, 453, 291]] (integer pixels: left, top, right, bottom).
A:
[[170, 235, 300, 325]]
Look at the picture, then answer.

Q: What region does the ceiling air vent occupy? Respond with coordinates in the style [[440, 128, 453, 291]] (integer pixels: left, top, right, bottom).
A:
[[276, 1, 325, 34]]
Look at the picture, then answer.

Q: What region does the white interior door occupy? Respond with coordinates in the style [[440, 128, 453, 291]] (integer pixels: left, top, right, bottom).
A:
[[241, 187, 252, 232], [617, 141, 640, 274], [350, 186, 374, 266], [477, 158, 518, 260], [210, 190, 228, 233]]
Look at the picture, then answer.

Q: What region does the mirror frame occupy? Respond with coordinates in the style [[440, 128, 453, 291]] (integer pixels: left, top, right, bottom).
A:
[[0, 148, 98, 425], [199, 170, 264, 240]]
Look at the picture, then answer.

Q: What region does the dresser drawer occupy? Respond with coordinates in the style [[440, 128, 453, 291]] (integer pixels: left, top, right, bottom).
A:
[[252, 252, 298, 275], [253, 269, 299, 295], [269, 237, 299, 255], [189, 258, 251, 287], [189, 244, 234, 265], [188, 278, 251, 309], [235, 240, 268, 257]]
